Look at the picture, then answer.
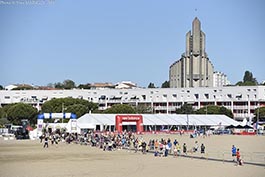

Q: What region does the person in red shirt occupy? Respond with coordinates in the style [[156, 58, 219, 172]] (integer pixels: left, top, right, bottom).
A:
[[236, 148, 243, 165]]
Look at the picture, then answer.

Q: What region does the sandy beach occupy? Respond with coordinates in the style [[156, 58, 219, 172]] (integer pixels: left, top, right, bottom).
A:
[[0, 134, 264, 177]]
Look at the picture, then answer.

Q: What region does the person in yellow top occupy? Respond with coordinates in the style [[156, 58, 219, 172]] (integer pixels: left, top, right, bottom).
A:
[[154, 140, 159, 150], [176, 143, 181, 156]]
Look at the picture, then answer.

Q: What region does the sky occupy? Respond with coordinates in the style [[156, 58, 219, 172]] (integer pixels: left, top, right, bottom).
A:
[[0, 0, 264, 88]]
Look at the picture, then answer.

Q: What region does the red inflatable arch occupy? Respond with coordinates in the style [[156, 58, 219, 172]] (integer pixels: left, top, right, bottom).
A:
[[115, 115, 143, 133]]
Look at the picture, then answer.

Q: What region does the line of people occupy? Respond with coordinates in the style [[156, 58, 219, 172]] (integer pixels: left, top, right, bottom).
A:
[[40, 130, 243, 167]]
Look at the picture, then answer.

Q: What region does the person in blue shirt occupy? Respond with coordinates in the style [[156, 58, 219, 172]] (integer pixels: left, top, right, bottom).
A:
[[232, 145, 237, 161]]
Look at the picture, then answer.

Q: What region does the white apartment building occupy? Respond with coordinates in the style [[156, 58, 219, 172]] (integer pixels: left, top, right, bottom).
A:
[[213, 71, 230, 87], [0, 86, 264, 122]]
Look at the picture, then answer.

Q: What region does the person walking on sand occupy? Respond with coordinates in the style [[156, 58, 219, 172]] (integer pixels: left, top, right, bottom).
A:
[[232, 145, 237, 161], [43, 136, 49, 148], [176, 143, 181, 157], [201, 143, 205, 158], [236, 148, 243, 165], [183, 143, 187, 155]]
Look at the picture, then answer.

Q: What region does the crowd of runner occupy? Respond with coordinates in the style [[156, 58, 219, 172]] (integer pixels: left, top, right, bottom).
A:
[[40, 130, 243, 165], [40, 131, 206, 156]]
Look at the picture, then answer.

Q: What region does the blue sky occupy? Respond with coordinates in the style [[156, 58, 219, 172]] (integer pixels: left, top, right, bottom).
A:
[[0, 0, 264, 87]]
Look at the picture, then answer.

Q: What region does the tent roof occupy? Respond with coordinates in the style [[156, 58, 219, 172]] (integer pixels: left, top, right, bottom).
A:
[[76, 114, 239, 127]]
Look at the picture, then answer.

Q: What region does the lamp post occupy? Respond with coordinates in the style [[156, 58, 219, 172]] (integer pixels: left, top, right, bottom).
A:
[[186, 113, 189, 131], [185, 102, 194, 131], [62, 103, 65, 123], [205, 102, 208, 115], [256, 101, 260, 135]]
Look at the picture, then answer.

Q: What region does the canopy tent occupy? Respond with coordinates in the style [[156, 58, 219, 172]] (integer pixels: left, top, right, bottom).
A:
[[66, 113, 239, 133], [225, 124, 253, 129]]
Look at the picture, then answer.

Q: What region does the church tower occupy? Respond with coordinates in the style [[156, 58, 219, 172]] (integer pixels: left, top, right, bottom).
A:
[[169, 17, 214, 88]]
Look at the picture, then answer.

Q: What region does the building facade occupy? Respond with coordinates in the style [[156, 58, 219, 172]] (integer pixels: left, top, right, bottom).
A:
[[0, 86, 265, 122], [213, 71, 230, 87], [170, 17, 214, 88]]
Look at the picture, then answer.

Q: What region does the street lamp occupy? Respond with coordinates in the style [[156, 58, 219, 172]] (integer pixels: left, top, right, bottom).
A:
[[185, 102, 194, 131], [62, 103, 67, 123], [205, 102, 208, 115], [186, 113, 189, 131], [256, 101, 260, 135]]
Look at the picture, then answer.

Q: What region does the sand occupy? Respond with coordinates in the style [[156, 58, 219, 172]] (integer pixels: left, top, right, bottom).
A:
[[0, 134, 264, 177]]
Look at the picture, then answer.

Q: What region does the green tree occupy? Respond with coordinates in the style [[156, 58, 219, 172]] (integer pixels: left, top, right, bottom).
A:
[[176, 103, 195, 114], [148, 82, 156, 88], [252, 106, 265, 123], [6, 103, 38, 125], [196, 105, 233, 118], [0, 107, 10, 127], [0, 85, 3, 90], [47, 83, 54, 88], [12, 85, 34, 90], [161, 81, 170, 88], [135, 104, 153, 114], [63, 79, 76, 89], [66, 104, 88, 118], [104, 104, 136, 114], [41, 98, 98, 117], [0, 118, 10, 127], [77, 83, 91, 89], [0, 107, 6, 118], [236, 71, 257, 86], [54, 82, 63, 89]]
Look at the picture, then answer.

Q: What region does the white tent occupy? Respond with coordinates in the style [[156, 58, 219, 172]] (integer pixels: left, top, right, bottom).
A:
[[69, 114, 239, 133]]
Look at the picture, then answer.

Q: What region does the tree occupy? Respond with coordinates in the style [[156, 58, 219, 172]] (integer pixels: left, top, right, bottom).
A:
[[0, 85, 3, 90], [135, 104, 153, 114], [12, 85, 34, 90], [104, 104, 136, 114], [77, 83, 91, 89], [196, 105, 233, 118], [63, 79, 76, 89], [175, 103, 195, 114], [236, 71, 257, 86], [161, 81, 170, 88], [54, 82, 63, 89], [66, 104, 88, 118], [0, 107, 10, 127], [41, 98, 98, 118], [54, 80, 76, 89], [6, 103, 38, 125], [148, 82, 156, 88], [0, 118, 10, 127], [252, 106, 265, 123], [47, 83, 54, 88], [0, 107, 6, 118]]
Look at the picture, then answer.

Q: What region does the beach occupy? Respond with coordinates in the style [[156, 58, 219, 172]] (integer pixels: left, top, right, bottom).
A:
[[0, 134, 264, 177]]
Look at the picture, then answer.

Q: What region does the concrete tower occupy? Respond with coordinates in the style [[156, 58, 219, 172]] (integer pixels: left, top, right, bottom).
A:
[[169, 17, 214, 88]]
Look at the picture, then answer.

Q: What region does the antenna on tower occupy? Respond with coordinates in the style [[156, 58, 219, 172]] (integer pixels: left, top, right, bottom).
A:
[[194, 8, 198, 17]]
